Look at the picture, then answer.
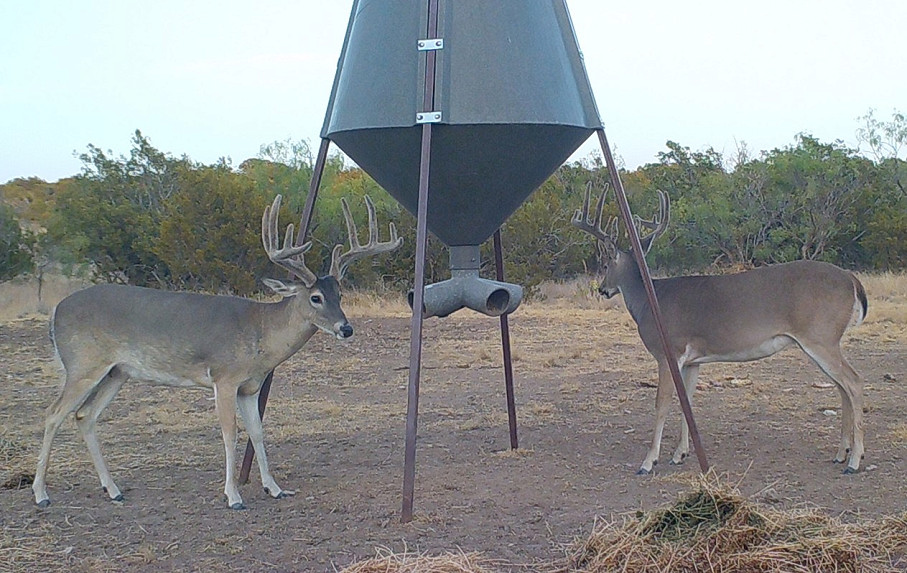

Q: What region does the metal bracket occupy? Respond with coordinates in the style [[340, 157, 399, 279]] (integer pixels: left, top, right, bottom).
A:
[[417, 38, 444, 51], [416, 111, 442, 123]]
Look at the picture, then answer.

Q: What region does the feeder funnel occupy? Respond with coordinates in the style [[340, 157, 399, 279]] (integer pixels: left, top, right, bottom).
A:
[[321, 0, 602, 248]]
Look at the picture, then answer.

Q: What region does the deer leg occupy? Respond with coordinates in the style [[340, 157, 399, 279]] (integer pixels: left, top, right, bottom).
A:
[[74, 369, 128, 502], [639, 360, 673, 475], [33, 365, 113, 507], [213, 384, 245, 509], [236, 391, 295, 500], [671, 364, 699, 465], [800, 343, 865, 473], [832, 384, 854, 464]]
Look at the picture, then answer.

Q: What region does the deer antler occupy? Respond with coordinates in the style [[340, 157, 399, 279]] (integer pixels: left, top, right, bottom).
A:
[[329, 196, 403, 281], [636, 190, 670, 254], [571, 182, 618, 247], [261, 195, 318, 287], [572, 185, 670, 255]]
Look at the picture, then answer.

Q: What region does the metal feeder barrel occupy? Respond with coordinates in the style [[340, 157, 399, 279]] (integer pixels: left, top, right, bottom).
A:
[[321, 0, 602, 247]]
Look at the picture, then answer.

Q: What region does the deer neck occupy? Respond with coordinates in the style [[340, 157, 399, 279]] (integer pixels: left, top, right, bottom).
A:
[[256, 297, 319, 365], [615, 252, 652, 325]]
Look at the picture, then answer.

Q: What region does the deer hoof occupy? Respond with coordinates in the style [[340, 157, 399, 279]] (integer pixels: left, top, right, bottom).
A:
[[229, 502, 247, 510], [635, 468, 651, 476], [36, 499, 50, 508], [842, 467, 858, 475], [112, 494, 124, 502]]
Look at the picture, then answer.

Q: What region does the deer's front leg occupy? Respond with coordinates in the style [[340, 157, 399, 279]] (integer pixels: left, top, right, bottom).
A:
[[236, 391, 295, 500], [639, 360, 673, 475], [214, 384, 245, 510]]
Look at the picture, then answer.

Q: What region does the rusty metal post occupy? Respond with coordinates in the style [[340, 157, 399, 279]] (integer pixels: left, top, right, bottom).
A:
[[401, 0, 440, 524], [240, 137, 332, 485], [594, 128, 709, 473], [493, 230, 518, 450]]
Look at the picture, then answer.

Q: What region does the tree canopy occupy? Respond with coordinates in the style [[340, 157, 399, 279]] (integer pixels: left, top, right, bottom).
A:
[[2, 112, 904, 294]]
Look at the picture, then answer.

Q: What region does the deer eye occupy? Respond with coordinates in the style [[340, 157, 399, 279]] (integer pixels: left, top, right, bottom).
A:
[[310, 294, 323, 305]]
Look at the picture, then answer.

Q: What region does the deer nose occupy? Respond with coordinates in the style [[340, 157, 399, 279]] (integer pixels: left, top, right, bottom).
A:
[[339, 323, 353, 338]]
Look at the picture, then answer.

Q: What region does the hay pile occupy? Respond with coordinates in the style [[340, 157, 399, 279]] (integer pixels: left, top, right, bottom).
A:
[[566, 474, 907, 573], [339, 548, 504, 573]]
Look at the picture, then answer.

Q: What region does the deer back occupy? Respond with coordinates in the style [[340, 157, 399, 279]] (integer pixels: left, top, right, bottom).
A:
[[628, 260, 865, 359]]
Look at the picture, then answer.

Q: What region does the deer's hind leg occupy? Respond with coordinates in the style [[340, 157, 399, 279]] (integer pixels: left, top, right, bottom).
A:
[[670, 364, 700, 466], [33, 364, 116, 507], [213, 382, 245, 510], [74, 366, 128, 502], [832, 384, 854, 464], [799, 341, 865, 473]]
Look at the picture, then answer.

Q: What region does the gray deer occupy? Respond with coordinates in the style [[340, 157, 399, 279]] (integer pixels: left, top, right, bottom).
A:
[[572, 185, 868, 474], [33, 195, 401, 509]]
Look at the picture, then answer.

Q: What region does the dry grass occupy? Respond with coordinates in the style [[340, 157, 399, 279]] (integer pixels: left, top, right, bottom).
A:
[[888, 422, 907, 445], [339, 548, 507, 573], [0, 520, 75, 573], [859, 272, 907, 336], [345, 287, 412, 318], [563, 473, 907, 573], [0, 275, 87, 321]]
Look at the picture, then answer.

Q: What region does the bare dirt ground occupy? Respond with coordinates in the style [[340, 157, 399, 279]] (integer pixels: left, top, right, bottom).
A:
[[1, 278, 905, 572]]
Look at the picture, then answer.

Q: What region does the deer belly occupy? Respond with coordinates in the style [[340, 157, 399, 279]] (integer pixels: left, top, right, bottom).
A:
[[117, 363, 204, 388], [687, 335, 794, 365]]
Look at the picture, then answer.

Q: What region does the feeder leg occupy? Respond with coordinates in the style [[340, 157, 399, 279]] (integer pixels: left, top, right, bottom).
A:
[[493, 230, 518, 450], [402, 0, 440, 523], [401, 121, 433, 523]]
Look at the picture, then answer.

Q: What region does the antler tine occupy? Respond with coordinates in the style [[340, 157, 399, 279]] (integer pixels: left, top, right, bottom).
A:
[[638, 190, 671, 253], [330, 195, 403, 281], [261, 194, 317, 287], [340, 197, 362, 250], [571, 183, 616, 245]]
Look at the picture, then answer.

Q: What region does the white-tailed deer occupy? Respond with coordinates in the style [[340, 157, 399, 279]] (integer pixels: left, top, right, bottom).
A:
[[572, 185, 868, 474], [33, 195, 401, 509]]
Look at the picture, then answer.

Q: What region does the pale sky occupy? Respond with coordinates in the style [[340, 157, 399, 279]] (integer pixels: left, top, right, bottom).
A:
[[1, 1, 904, 184]]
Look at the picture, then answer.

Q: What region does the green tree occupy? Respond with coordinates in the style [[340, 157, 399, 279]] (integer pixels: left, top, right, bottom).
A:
[[854, 109, 907, 269], [240, 138, 317, 210], [155, 166, 271, 294], [0, 200, 34, 280], [756, 135, 871, 263], [45, 131, 186, 285], [634, 142, 731, 271]]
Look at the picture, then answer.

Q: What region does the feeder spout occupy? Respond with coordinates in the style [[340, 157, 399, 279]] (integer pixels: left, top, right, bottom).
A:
[[407, 245, 523, 318]]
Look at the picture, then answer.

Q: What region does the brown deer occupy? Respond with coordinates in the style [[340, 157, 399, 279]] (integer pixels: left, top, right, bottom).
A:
[[572, 185, 868, 474], [33, 195, 401, 509]]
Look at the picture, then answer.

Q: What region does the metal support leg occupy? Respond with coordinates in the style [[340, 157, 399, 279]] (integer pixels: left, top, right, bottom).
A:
[[401, 0, 440, 525], [493, 230, 518, 450], [595, 128, 709, 473], [401, 121, 433, 523], [239, 137, 332, 485]]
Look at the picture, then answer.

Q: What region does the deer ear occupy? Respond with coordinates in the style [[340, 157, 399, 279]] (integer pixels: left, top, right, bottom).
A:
[[262, 278, 300, 298]]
